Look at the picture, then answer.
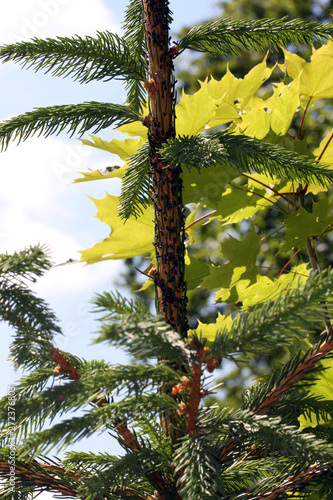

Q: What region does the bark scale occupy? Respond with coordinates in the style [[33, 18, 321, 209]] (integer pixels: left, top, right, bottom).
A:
[[143, 0, 188, 338]]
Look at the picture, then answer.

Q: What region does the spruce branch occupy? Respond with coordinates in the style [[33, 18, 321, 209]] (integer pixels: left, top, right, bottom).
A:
[[213, 271, 333, 465], [0, 245, 60, 369], [0, 33, 146, 84], [174, 433, 225, 500], [118, 141, 151, 220], [93, 291, 192, 364], [0, 452, 80, 498], [265, 390, 333, 428], [15, 394, 176, 458], [93, 289, 151, 319], [122, 1, 147, 111], [0, 345, 142, 458], [209, 268, 333, 360], [0, 451, 155, 499], [221, 458, 291, 495], [68, 449, 176, 500], [125, 78, 147, 113], [199, 407, 333, 466], [50, 348, 141, 452], [0, 284, 61, 370], [0, 102, 141, 151], [160, 132, 333, 188], [219, 334, 333, 463], [234, 463, 331, 500], [94, 313, 192, 365], [47, 348, 174, 498], [123, 0, 145, 46], [253, 336, 333, 415], [178, 17, 333, 55], [0, 244, 51, 283]]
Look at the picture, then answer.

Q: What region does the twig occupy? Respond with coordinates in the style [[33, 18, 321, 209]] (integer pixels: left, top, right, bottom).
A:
[[51, 347, 171, 496], [185, 363, 202, 435], [0, 459, 147, 499], [0, 459, 79, 498], [51, 347, 140, 450]]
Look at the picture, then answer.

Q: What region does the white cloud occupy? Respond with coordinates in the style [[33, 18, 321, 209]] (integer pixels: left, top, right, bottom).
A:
[[0, 136, 89, 212], [0, 135, 122, 294], [0, 0, 119, 44]]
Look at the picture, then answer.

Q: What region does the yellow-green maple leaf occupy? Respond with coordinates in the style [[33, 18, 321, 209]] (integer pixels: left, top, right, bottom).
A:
[[203, 229, 261, 302], [176, 85, 216, 136], [298, 357, 333, 431], [190, 312, 234, 342], [281, 50, 307, 80], [282, 198, 333, 252], [313, 129, 333, 165], [283, 42, 333, 107], [238, 107, 271, 139], [115, 121, 148, 139], [241, 264, 310, 309], [74, 166, 126, 183], [207, 58, 273, 129], [270, 77, 300, 136], [80, 135, 145, 160], [212, 182, 274, 225], [80, 194, 154, 264], [75, 135, 146, 183], [185, 253, 210, 290]]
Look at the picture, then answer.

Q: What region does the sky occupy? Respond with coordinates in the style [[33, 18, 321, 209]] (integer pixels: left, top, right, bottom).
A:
[[0, 0, 220, 485]]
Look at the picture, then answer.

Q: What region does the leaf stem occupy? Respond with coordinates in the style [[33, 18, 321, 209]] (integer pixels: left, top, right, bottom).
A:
[[242, 173, 297, 210], [230, 182, 287, 214], [317, 129, 333, 162], [277, 249, 300, 279], [260, 226, 283, 242], [298, 97, 312, 140], [185, 210, 216, 230]]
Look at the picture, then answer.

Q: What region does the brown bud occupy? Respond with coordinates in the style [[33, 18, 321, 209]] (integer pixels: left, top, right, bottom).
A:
[[169, 45, 179, 57], [177, 401, 188, 415], [205, 359, 218, 373], [148, 267, 158, 279], [53, 364, 62, 375], [142, 79, 157, 94]]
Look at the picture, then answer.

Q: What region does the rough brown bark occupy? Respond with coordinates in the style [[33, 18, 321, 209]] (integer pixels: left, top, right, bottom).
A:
[[143, 0, 188, 338]]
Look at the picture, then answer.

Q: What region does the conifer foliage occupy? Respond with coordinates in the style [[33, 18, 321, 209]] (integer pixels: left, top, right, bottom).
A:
[[1, 1, 333, 499]]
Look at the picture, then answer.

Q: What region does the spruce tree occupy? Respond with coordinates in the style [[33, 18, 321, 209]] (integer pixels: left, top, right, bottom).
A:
[[0, 2, 333, 498]]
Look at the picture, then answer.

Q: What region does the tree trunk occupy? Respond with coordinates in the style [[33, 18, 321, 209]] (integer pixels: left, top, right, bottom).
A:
[[143, 0, 188, 338]]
